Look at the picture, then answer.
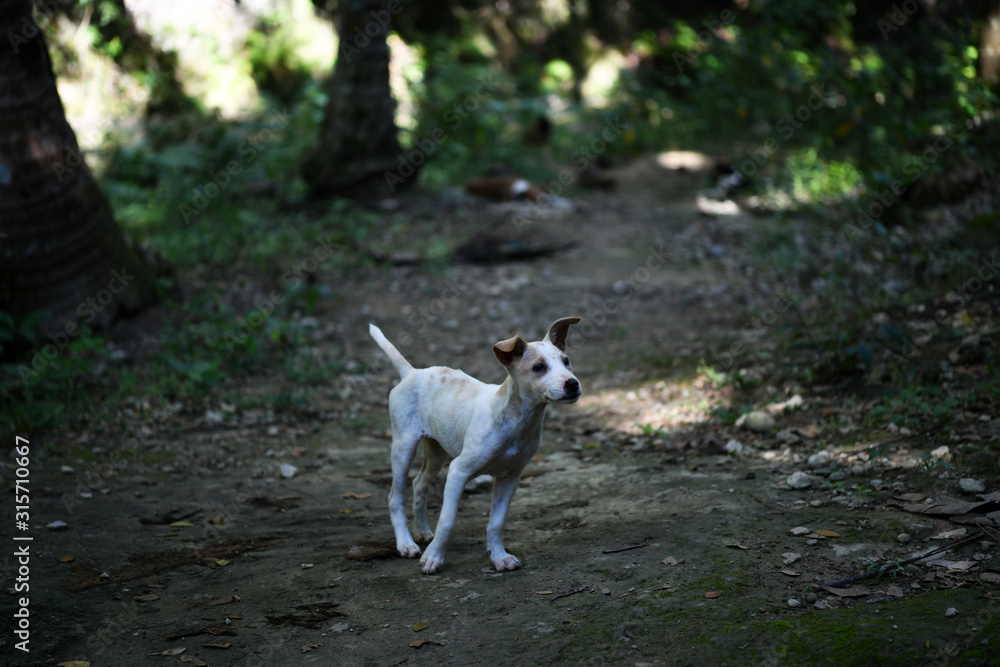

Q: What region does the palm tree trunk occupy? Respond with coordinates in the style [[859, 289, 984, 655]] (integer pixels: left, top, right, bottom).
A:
[[304, 0, 409, 198], [0, 0, 155, 333]]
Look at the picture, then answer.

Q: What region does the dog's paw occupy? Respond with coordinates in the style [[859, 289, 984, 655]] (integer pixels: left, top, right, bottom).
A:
[[492, 553, 523, 572], [416, 529, 435, 543], [397, 542, 422, 558], [419, 553, 445, 575]]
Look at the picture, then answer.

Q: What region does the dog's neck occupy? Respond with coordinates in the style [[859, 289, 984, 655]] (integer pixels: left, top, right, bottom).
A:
[[495, 376, 547, 428]]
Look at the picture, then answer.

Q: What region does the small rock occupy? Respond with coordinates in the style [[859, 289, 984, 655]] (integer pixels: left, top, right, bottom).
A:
[[829, 471, 847, 482], [945, 607, 959, 617], [724, 439, 744, 456], [805, 593, 818, 603], [897, 533, 912, 545], [809, 500, 824, 507], [280, 463, 298, 479], [930, 445, 951, 462], [267, 426, 280, 437], [806, 539, 819, 546], [959, 478, 985, 494], [786, 471, 813, 490], [787, 599, 801, 608], [807, 451, 830, 468], [790, 526, 811, 536], [60, 465, 75, 474], [46, 520, 69, 531], [737, 410, 776, 433]]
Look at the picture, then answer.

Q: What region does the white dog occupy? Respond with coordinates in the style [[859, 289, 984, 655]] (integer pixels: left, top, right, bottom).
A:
[[369, 317, 581, 574]]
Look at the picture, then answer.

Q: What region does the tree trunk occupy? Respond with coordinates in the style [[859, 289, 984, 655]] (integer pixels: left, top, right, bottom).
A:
[[304, 0, 410, 198], [0, 0, 155, 334]]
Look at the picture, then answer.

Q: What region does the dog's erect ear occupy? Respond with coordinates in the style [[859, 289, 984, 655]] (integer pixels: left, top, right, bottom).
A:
[[543, 317, 581, 351], [493, 335, 528, 367]]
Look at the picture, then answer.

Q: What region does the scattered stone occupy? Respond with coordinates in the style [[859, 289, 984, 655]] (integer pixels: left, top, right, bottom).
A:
[[787, 471, 813, 490], [724, 439, 744, 456], [280, 463, 298, 479], [809, 500, 824, 507], [829, 471, 847, 482], [945, 607, 959, 617], [959, 478, 985, 494], [790, 526, 811, 536], [737, 410, 776, 433], [46, 520, 68, 531], [805, 593, 818, 603], [60, 465, 74, 474], [777, 429, 801, 445], [806, 539, 819, 546], [787, 599, 801, 608], [930, 445, 951, 462], [807, 451, 829, 468], [897, 533, 912, 545]]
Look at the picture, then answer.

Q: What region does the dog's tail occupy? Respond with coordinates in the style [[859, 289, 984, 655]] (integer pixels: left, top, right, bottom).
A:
[[369, 324, 414, 378]]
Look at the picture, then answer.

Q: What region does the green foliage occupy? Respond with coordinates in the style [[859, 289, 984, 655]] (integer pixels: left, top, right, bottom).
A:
[[246, 13, 312, 102]]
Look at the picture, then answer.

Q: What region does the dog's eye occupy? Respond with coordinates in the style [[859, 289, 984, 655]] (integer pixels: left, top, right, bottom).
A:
[[532, 362, 546, 373], [562, 357, 570, 366]]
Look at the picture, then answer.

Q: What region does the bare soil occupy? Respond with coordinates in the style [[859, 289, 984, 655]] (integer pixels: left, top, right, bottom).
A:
[[4, 157, 998, 666]]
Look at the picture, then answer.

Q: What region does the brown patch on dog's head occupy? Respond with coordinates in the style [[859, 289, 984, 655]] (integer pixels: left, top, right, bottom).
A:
[[493, 335, 527, 368]]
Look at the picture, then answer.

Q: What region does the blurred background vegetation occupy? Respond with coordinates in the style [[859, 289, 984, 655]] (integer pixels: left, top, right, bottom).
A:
[[2, 0, 998, 437]]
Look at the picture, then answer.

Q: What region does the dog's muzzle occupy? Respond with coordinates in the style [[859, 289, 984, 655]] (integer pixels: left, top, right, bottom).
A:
[[560, 378, 581, 403]]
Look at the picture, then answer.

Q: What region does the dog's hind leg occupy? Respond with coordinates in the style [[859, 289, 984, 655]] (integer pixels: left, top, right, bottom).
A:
[[412, 439, 447, 543], [389, 429, 423, 558]]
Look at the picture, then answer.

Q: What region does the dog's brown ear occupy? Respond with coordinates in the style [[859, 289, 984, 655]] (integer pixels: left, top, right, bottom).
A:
[[493, 335, 528, 367], [543, 317, 581, 351]]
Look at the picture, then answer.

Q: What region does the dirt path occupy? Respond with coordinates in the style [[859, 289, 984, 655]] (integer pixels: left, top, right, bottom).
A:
[[5, 157, 998, 666]]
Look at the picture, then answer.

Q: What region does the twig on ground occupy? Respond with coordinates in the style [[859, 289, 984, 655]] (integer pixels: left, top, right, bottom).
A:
[[602, 543, 648, 554], [820, 530, 985, 589], [552, 587, 589, 600]]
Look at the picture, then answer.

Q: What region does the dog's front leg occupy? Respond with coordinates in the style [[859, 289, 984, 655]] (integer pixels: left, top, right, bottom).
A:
[[420, 465, 472, 574], [486, 474, 523, 571]]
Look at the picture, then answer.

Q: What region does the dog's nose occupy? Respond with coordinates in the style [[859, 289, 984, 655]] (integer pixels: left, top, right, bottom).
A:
[[564, 378, 580, 394]]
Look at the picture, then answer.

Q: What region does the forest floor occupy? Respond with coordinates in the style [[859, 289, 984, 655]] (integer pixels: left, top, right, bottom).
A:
[[5, 156, 1000, 666]]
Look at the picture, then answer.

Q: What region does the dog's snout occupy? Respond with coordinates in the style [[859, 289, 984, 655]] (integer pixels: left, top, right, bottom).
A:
[[564, 378, 580, 395]]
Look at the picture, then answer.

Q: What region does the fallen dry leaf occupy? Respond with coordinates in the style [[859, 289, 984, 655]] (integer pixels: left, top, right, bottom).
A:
[[781, 570, 801, 577], [339, 509, 353, 514], [410, 640, 447, 648], [782, 552, 802, 565], [895, 493, 925, 502], [704, 591, 722, 599], [931, 528, 968, 540], [203, 641, 231, 649], [57, 662, 90, 667], [724, 539, 750, 550], [535, 590, 553, 595], [825, 585, 870, 597], [161, 647, 186, 656], [412, 623, 430, 632], [887, 585, 904, 598], [980, 572, 1000, 584], [341, 493, 372, 499], [59, 555, 74, 563], [169, 521, 194, 528], [134, 594, 159, 602], [662, 556, 680, 566], [179, 656, 207, 666], [927, 559, 976, 571], [813, 529, 841, 538], [214, 559, 230, 567], [301, 643, 321, 653], [207, 596, 236, 606]]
